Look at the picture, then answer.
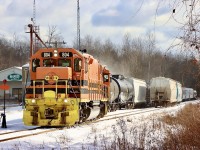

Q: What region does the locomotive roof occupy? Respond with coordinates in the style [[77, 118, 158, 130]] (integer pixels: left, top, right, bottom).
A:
[[31, 47, 85, 58]]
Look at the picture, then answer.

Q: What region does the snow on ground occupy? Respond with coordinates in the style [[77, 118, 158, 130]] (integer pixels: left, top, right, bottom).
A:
[[0, 100, 199, 149]]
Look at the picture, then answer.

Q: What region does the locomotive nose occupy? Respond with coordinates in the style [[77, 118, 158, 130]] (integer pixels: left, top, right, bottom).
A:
[[36, 67, 72, 80], [44, 72, 59, 84]]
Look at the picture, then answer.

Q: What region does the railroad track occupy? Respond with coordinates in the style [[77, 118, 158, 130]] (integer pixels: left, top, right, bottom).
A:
[[0, 107, 162, 142], [0, 127, 39, 136], [0, 127, 63, 142], [95, 107, 162, 123], [104, 107, 156, 118]]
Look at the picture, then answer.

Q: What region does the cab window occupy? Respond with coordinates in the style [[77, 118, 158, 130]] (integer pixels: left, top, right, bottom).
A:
[[74, 58, 82, 72], [32, 59, 40, 72], [85, 58, 88, 73], [58, 59, 71, 67], [43, 59, 56, 67], [103, 74, 109, 82]]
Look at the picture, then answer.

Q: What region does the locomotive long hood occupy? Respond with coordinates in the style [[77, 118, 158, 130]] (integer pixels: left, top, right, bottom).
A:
[[36, 67, 72, 80]]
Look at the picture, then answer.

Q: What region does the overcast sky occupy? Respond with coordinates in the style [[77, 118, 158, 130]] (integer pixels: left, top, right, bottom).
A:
[[0, 0, 186, 51]]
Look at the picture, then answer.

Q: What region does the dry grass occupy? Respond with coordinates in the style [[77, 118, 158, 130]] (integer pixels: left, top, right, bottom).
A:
[[161, 102, 200, 149]]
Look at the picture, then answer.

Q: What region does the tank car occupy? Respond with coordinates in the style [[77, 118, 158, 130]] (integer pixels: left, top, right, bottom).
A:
[[110, 75, 134, 110], [110, 75, 147, 110], [150, 77, 182, 107], [23, 25, 110, 126]]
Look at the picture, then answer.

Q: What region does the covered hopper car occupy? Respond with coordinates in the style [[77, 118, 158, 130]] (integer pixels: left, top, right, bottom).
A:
[[182, 87, 197, 101], [150, 77, 182, 107]]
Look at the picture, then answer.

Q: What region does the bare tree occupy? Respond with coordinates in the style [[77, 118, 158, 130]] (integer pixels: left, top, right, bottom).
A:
[[166, 0, 200, 54], [46, 25, 65, 48]]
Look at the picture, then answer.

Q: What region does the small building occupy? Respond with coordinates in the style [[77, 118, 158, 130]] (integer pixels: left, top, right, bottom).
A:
[[0, 66, 22, 103]]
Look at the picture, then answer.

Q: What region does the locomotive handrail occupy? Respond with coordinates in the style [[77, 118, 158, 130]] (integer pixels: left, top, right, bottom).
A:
[[32, 79, 108, 100], [42, 81, 44, 98], [33, 81, 35, 99], [55, 80, 57, 98], [65, 80, 68, 98], [89, 79, 91, 100], [32, 80, 71, 99]]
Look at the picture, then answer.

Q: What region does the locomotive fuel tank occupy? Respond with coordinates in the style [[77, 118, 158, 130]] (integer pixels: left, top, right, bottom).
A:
[[150, 77, 182, 107], [110, 75, 134, 105]]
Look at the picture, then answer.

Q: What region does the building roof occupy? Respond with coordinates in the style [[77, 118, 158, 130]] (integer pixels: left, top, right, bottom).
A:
[[0, 66, 22, 82], [22, 63, 29, 67]]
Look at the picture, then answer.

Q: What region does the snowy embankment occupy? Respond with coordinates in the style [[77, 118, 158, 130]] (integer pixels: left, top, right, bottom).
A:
[[0, 100, 199, 149]]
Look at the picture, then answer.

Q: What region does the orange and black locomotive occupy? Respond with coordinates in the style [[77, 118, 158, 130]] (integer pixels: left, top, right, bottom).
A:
[[23, 25, 110, 126]]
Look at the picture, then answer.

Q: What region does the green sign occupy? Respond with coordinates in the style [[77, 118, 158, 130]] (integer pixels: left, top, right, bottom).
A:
[[7, 73, 22, 81]]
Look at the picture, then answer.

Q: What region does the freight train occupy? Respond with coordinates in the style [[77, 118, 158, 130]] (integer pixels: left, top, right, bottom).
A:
[[109, 76, 197, 109], [23, 24, 197, 127]]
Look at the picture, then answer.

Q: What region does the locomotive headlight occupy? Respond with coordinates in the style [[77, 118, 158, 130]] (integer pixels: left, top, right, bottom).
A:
[[32, 99, 36, 103], [64, 99, 68, 103], [54, 50, 58, 57]]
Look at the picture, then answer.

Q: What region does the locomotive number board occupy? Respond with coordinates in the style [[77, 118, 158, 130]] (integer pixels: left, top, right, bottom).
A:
[[59, 52, 73, 58], [41, 52, 53, 58]]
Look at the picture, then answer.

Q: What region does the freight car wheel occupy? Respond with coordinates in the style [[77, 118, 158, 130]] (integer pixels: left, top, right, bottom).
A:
[[125, 104, 130, 109], [125, 102, 134, 109], [113, 105, 118, 111], [108, 105, 111, 112], [130, 103, 134, 109], [164, 102, 169, 107], [154, 102, 158, 108]]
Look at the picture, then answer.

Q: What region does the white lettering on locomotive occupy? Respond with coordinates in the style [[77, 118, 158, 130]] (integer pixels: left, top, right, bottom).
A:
[[61, 52, 70, 57], [43, 52, 51, 57]]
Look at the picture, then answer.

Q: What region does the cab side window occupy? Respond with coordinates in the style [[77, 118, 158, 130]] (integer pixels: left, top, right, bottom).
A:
[[32, 59, 40, 72], [85, 58, 88, 73], [74, 58, 82, 72], [103, 74, 109, 82], [58, 59, 71, 67]]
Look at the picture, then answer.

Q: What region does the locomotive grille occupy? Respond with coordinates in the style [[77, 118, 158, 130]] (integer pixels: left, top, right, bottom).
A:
[[44, 108, 55, 118]]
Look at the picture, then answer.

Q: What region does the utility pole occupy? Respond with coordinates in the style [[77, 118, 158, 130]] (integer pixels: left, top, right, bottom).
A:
[[32, 0, 40, 53], [77, 0, 80, 50], [33, 0, 36, 25]]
